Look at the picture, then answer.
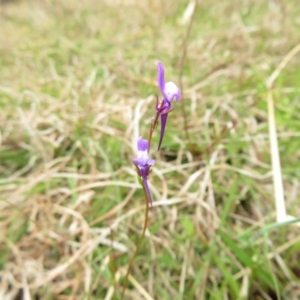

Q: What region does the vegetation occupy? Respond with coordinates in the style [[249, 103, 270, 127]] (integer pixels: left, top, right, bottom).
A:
[[1, 0, 300, 299]]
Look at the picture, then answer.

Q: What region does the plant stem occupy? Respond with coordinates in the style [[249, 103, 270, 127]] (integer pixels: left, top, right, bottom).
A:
[[147, 97, 161, 152], [120, 186, 150, 300]]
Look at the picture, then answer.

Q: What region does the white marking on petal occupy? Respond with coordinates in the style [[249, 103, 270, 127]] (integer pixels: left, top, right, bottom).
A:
[[164, 82, 180, 102]]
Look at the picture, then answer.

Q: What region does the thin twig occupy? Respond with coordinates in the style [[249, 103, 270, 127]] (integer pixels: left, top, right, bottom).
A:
[[177, 0, 198, 141]]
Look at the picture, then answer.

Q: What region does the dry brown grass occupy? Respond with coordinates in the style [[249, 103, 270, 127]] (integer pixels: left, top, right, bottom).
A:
[[1, 0, 300, 299]]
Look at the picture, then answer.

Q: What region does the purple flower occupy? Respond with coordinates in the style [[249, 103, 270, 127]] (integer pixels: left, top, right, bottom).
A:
[[157, 62, 181, 102], [132, 137, 155, 207], [156, 62, 180, 150]]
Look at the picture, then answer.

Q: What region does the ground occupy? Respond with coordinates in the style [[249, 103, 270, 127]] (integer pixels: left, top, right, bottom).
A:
[[1, 0, 300, 299]]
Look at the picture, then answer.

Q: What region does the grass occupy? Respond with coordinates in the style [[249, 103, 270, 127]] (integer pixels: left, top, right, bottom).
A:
[[1, 0, 300, 299]]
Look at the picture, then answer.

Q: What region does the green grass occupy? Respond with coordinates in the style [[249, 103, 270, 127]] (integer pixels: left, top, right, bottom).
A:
[[1, 0, 300, 299]]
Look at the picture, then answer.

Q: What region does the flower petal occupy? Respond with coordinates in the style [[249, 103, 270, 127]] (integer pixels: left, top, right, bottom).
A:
[[147, 158, 155, 166], [164, 82, 181, 102], [137, 137, 148, 152], [133, 137, 155, 167], [157, 61, 165, 93]]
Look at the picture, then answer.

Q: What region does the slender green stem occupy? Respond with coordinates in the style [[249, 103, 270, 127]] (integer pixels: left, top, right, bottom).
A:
[[120, 187, 150, 300]]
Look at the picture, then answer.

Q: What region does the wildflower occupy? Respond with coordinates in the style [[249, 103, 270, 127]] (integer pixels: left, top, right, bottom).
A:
[[132, 137, 155, 207], [156, 62, 180, 150]]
